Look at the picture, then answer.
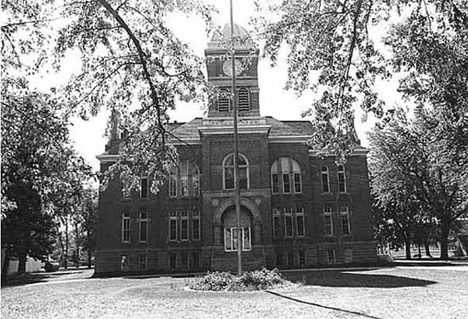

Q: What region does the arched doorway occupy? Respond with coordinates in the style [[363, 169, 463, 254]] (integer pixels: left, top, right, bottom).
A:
[[222, 206, 252, 252]]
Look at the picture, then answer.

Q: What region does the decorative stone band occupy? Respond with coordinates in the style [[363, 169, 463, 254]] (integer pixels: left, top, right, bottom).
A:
[[96, 153, 120, 163]]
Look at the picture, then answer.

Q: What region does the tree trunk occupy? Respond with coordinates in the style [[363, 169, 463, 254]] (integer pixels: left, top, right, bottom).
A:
[[418, 245, 422, 259], [405, 240, 412, 260], [424, 242, 432, 258], [87, 247, 92, 269], [64, 218, 69, 269], [440, 216, 450, 260], [18, 255, 27, 274], [2, 250, 11, 284]]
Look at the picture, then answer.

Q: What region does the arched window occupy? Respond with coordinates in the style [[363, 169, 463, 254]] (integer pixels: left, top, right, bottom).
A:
[[270, 157, 302, 194], [223, 153, 249, 190], [238, 87, 250, 111], [321, 166, 330, 193], [337, 165, 346, 193], [218, 89, 231, 112], [169, 160, 200, 198]]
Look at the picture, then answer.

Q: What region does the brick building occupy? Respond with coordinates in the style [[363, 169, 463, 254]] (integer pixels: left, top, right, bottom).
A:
[[95, 24, 376, 275]]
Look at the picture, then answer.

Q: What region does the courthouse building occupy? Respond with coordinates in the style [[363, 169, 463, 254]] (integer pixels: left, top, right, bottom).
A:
[[95, 24, 376, 275]]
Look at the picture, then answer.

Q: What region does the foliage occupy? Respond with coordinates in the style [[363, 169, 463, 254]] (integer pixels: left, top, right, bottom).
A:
[[253, 0, 468, 159], [369, 106, 468, 259], [1, 94, 92, 277], [2, 0, 216, 194], [187, 268, 293, 291]]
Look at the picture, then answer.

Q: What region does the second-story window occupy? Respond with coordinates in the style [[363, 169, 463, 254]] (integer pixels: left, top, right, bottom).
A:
[[321, 166, 330, 193], [271, 158, 302, 195], [140, 176, 148, 198], [337, 165, 347, 193], [168, 161, 200, 198], [223, 153, 249, 190], [340, 206, 351, 235], [323, 206, 333, 236], [122, 213, 130, 243], [139, 212, 148, 242]]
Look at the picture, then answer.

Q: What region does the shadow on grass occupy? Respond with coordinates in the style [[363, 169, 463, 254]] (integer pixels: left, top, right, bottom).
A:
[[266, 290, 383, 319], [2, 270, 90, 288], [285, 270, 437, 288]]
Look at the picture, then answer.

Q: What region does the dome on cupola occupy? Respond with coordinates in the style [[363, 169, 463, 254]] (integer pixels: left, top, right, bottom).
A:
[[208, 23, 256, 49]]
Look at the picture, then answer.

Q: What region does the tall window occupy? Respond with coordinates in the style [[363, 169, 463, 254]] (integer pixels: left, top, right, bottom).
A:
[[180, 211, 189, 241], [218, 89, 231, 112], [272, 208, 282, 238], [139, 212, 148, 242], [168, 210, 201, 242], [192, 210, 200, 241], [321, 166, 330, 193], [168, 161, 200, 198], [223, 153, 249, 190], [271, 158, 302, 194], [224, 227, 251, 252], [238, 87, 250, 111], [122, 213, 130, 243], [340, 206, 351, 235], [323, 206, 333, 236], [169, 211, 178, 242], [296, 207, 305, 237], [272, 206, 306, 238], [140, 176, 148, 198], [337, 165, 347, 193], [284, 208, 293, 237], [327, 248, 336, 264]]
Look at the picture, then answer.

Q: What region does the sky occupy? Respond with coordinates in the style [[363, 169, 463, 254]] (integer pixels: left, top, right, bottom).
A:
[[63, 0, 402, 172]]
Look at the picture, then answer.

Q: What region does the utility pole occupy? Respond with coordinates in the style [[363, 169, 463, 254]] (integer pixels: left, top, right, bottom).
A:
[[230, 0, 242, 277]]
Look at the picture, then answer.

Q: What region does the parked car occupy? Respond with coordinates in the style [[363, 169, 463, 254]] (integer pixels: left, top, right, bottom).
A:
[[44, 260, 60, 272]]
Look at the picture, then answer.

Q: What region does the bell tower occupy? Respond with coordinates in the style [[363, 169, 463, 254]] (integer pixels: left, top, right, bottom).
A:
[[204, 24, 260, 118]]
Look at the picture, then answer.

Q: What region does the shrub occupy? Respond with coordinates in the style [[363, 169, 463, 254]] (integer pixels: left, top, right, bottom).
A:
[[187, 268, 294, 291]]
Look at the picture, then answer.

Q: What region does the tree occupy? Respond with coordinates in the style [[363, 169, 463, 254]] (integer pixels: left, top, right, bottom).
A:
[[369, 107, 468, 260], [2, 0, 216, 193], [253, 0, 468, 158], [1, 94, 92, 280], [74, 187, 98, 269], [385, 10, 468, 259]]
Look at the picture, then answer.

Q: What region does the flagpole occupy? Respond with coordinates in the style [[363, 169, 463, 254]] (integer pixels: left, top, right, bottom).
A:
[[230, 0, 242, 277]]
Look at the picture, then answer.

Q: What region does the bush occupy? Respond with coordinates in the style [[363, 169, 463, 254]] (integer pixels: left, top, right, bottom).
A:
[[188, 268, 294, 291]]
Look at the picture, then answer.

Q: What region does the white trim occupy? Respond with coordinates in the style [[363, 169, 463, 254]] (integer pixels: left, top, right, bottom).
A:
[[96, 154, 120, 163], [122, 213, 130, 243], [309, 147, 369, 157]]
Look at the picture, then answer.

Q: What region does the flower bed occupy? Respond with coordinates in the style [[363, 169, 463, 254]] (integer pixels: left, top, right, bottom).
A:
[[187, 268, 294, 291]]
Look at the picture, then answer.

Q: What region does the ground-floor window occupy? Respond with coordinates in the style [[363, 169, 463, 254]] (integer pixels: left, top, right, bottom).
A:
[[286, 250, 294, 266], [298, 250, 306, 266], [120, 255, 129, 271], [344, 248, 353, 263], [327, 248, 336, 264], [224, 227, 251, 252], [139, 255, 147, 270], [168, 252, 201, 270], [276, 250, 306, 267]]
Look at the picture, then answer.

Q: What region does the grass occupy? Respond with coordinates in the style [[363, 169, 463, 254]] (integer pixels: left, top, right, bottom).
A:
[[2, 266, 468, 319]]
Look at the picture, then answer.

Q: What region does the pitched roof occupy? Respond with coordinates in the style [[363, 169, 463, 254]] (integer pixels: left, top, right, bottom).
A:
[[167, 116, 314, 142], [266, 117, 314, 136]]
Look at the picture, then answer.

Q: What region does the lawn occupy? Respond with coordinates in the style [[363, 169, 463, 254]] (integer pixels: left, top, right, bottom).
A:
[[2, 266, 468, 319]]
